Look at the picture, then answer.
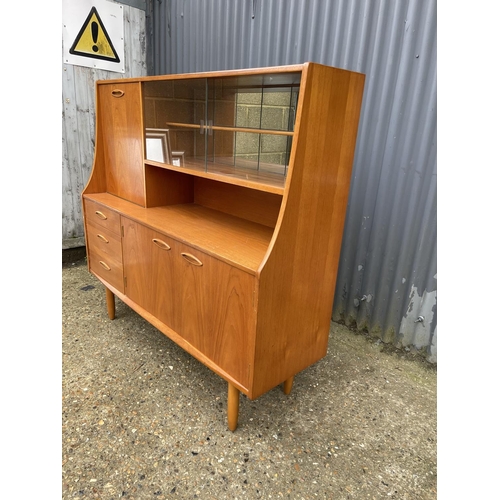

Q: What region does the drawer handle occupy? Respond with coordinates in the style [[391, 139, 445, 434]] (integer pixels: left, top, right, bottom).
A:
[[152, 238, 171, 250], [181, 252, 203, 267], [95, 210, 107, 220], [99, 261, 111, 271], [97, 234, 109, 243], [111, 89, 125, 98]]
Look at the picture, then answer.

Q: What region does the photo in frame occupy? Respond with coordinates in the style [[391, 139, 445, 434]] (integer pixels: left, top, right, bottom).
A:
[[171, 151, 185, 167], [145, 128, 172, 164]]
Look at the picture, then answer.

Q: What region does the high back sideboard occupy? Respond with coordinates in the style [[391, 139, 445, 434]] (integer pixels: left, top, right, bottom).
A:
[[82, 63, 365, 430]]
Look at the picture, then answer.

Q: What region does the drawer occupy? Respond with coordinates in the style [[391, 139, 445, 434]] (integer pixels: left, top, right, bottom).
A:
[[84, 199, 121, 236], [86, 220, 122, 264], [88, 245, 124, 293]]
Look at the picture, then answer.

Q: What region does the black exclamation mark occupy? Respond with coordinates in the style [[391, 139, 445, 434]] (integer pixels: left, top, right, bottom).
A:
[[91, 21, 99, 52]]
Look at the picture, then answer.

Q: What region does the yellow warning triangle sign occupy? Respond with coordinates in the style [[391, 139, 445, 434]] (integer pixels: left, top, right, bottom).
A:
[[69, 7, 120, 63]]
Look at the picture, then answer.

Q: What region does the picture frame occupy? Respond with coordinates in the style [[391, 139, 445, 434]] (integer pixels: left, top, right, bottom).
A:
[[145, 128, 172, 164], [171, 151, 185, 167]]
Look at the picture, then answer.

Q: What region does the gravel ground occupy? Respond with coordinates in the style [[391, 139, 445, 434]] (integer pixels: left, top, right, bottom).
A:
[[62, 258, 437, 499]]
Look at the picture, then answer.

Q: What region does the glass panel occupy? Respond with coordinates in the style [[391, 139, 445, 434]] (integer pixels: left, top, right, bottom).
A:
[[211, 73, 301, 132], [143, 72, 301, 183], [206, 73, 300, 179], [258, 134, 289, 176], [143, 78, 207, 166], [207, 77, 236, 129], [207, 131, 288, 178], [207, 129, 234, 166]]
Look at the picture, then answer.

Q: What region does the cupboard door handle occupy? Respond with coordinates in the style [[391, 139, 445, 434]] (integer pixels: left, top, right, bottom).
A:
[[97, 234, 109, 243], [152, 238, 171, 250], [99, 261, 111, 271], [95, 210, 107, 220], [111, 89, 125, 98], [181, 252, 203, 266]]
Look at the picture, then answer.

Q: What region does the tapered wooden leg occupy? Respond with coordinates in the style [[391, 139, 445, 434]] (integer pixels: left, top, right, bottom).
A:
[[227, 383, 240, 432], [105, 287, 115, 320], [283, 376, 294, 395]]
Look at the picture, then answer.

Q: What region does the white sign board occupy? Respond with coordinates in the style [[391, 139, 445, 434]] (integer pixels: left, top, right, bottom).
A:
[[62, 0, 124, 73]]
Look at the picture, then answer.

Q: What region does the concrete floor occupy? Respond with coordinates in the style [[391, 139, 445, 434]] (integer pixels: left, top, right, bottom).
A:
[[62, 257, 437, 499]]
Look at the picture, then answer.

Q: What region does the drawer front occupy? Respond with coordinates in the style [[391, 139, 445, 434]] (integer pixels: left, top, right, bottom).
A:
[[84, 199, 121, 236], [86, 220, 123, 263], [88, 245, 124, 293]]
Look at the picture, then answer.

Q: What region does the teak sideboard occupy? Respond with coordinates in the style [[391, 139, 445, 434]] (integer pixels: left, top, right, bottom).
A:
[[82, 63, 365, 431]]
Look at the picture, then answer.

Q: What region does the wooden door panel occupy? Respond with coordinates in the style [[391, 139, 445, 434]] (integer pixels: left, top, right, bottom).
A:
[[99, 83, 145, 206], [175, 243, 255, 387], [122, 218, 176, 329], [150, 234, 176, 330], [122, 218, 155, 311]]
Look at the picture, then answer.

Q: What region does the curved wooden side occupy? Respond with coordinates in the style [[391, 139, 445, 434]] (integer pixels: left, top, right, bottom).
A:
[[81, 82, 108, 275], [82, 82, 107, 198], [251, 63, 365, 399]]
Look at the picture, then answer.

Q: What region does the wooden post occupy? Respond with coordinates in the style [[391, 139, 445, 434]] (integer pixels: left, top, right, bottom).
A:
[[105, 287, 115, 320], [283, 376, 294, 395], [227, 382, 240, 431]]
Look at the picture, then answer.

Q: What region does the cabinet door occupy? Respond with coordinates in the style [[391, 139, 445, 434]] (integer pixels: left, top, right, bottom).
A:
[[122, 217, 255, 388], [122, 218, 176, 328], [175, 243, 255, 387], [99, 82, 145, 206]]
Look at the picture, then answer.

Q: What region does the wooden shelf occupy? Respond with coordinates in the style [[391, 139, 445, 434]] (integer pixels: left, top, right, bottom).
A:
[[165, 121, 294, 137], [145, 157, 287, 195], [84, 193, 274, 274]]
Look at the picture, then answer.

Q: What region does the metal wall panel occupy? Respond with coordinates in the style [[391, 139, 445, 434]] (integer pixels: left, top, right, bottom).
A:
[[62, 3, 147, 249], [151, 0, 437, 361]]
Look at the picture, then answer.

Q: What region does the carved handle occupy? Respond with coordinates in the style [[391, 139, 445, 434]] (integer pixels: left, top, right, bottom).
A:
[[111, 89, 125, 98], [97, 234, 109, 243], [99, 261, 111, 271], [152, 238, 171, 250], [95, 210, 107, 220], [181, 252, 203, 266]]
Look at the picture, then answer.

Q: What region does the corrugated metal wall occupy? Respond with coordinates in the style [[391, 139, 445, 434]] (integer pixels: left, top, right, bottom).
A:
[[62, 1, 147, 249], [147, 0, 437, 362]]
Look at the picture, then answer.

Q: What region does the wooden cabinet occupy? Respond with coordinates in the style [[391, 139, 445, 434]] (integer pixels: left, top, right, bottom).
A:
[[82, 63, 365, 430]]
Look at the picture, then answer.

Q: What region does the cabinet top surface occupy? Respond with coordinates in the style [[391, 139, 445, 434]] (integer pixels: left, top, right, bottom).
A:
[[98, 63, 306, 85], [84, 193, 273, 274], [95, 62, 363, 86]]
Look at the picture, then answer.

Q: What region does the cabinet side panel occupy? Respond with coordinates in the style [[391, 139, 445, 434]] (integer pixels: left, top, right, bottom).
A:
[[82, 85, 107, 196], [252, 65, 365, 398], [99, 82, 145, 206]]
